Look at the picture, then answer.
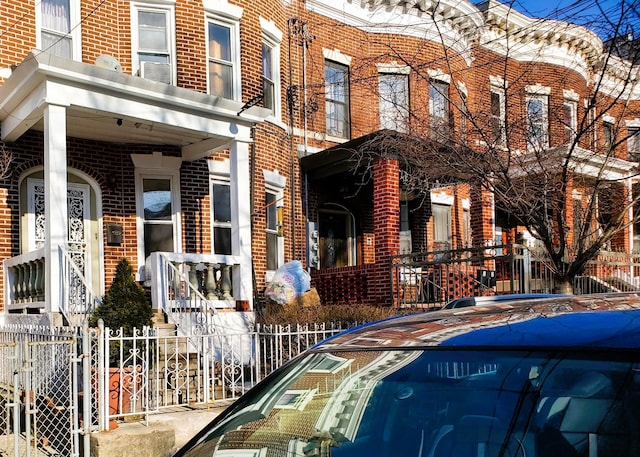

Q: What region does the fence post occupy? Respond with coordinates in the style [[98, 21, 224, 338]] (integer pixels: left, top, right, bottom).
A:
[[82, 324, 92, 455]]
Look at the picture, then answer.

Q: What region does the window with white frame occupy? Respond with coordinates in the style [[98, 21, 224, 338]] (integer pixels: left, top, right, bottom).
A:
[[432, 203, 451, 250], [525, 87, 550, 150], [261, 19, 282, 118], [264, 170, 285, 274], [207, 18, 240, 99], [131, 3, 175, 84], [37, 0, 80, 59], [429, 79, 449, 141], [563, 99, 577, 144], [629, 126, 640, 161], [212, 179, 232, 255], [325, 60, 350, 139], [379, 71, 409, 132], [490, 87, 505, 145], [603, 122, 614, 151]]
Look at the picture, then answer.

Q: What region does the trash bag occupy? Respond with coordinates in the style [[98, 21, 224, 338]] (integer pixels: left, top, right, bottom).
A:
[[265, 260, 311, 304]]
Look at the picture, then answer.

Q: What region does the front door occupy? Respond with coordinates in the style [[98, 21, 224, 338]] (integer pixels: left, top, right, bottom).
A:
[[28, 178, 91, 280], [318, 209, 353, 268]]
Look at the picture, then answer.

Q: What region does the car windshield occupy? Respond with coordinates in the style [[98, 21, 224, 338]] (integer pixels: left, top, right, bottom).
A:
[[178, 349, 639, 457]]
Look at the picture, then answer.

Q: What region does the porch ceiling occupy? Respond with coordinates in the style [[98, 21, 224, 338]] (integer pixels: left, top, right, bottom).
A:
[[0, 52, 271, 161]]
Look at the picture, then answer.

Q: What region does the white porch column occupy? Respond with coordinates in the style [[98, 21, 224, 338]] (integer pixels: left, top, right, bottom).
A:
[[230, 129, 253, 309], [43, 103, 68, 315]]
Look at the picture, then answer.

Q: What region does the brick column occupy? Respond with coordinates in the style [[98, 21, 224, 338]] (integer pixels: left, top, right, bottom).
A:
[[372, 159, 400, 305]]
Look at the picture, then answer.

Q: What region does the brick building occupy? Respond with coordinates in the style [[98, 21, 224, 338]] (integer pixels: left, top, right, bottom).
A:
[[0, 0, 637, 324]]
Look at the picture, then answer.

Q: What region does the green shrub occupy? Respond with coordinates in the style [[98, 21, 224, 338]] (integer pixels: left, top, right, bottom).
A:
[[90, 258, 153, 334]]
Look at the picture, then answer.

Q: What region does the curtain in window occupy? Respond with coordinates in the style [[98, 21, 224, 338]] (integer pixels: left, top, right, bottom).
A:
[[42, 0, 70, 33]]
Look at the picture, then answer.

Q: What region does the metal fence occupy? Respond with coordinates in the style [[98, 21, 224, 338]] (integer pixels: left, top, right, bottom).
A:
[[393, 244, 640, 308], [0, 319, 352, 456]]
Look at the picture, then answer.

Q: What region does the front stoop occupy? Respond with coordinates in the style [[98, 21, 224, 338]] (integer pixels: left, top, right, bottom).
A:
[[89, 424, 175, 457]]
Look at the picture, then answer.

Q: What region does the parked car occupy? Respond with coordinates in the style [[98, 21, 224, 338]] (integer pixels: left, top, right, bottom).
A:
[[443, 293, 570, 309], [174, 293, 640, 457]]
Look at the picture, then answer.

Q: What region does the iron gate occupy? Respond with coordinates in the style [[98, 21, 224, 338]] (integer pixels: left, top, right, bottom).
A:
[[0, 330, 82, 457]]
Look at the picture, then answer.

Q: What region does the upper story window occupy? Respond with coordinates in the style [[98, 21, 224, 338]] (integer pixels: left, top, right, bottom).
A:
[[429, 78, 450, 142], [603, 122, 614, 151], [131, 3, 175, 84], [525, 85, 550, 151], [37, 0, 80, 59], [628, 125, 640, 161], [490, 88, 505, 146], [563, 90, 579, 144], [325, 60, 350, 139], [261, 18, 282, 119], [378, 65, 409, 132]]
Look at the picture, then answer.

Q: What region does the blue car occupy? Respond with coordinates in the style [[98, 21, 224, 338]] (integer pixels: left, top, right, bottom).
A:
[[175, 292, 640, 457]]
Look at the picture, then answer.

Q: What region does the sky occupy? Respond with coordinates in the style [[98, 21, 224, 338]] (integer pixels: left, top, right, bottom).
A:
[[479, 0, 638, 40]]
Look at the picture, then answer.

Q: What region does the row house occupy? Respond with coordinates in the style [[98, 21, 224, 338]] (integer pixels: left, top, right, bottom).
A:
[[0, 0, 638, 327]]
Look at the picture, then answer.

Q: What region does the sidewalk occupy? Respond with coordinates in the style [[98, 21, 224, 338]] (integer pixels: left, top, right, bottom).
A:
[[90, 401, 235, 457]]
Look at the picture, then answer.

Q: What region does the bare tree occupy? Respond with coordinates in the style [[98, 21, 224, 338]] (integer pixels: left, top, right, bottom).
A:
[[342, 0, 640, 292]]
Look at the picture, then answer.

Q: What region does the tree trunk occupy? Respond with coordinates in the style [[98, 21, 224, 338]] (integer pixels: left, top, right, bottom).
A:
[[553, 278, 573, 295]]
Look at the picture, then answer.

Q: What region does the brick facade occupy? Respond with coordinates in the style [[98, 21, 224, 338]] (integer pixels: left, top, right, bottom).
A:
[[0, 0, 637, 312]]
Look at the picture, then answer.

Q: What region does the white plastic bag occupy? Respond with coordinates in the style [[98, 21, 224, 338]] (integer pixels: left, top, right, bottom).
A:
[[265, 260, 311, 304]]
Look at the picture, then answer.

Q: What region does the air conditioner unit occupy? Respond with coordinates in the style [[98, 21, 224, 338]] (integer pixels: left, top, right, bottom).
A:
[[140, 61, 172, 84]]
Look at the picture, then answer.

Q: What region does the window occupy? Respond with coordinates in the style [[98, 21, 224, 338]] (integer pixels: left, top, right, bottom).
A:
[[490, 88, 505, 145], [563, 100, 577, 143], [432, 203, 451, 250], [325, 61, 350, 139], [37, 0, 80, 59], [132, 4, 174, 84], [265, 191, 279, 271], [629, 127, 640, 161], [603, 122, 613, 151], [526, 94, 549, 150], [208, 20, 236, 98], [429, 80, 449, 141], [212, 180, 232, 255], [260, 19, 282, 118], [262, 44, 276, 112], [379, 72, 409, 132]]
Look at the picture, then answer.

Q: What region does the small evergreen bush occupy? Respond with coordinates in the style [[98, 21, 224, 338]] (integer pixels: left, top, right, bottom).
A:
[[90, 258, 154, 336]]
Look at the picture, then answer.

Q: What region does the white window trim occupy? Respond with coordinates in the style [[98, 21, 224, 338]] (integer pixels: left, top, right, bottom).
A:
[[35, 0, 82, 60], [130, 1, 177, 85], [205, 9, 242, 101], [260, 17, 283, 122], [563, 98, 577, 143], [627, 120, 640, 159], [322, 48, 351, 66], [132, 152, 182, 278], [264, 170, 286, 281]]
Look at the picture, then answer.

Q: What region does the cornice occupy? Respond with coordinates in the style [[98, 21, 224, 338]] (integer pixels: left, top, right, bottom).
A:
[[476, 0, 602, 79], [305, 0, 485, 65]]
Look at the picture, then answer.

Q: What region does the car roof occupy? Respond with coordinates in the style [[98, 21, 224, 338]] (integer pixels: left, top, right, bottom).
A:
[[444, 293, 569, 309], [316, 293, 640, 351]]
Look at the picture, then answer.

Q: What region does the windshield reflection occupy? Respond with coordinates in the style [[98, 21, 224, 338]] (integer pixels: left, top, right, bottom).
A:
[[178, 349, 638, 457]]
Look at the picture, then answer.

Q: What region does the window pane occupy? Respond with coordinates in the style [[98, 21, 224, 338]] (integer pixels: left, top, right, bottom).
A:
[[139, 11, 168, 51], [379, 73, 409, 131], [208, 23, 231, 61], [213, 183, 231, 223], [209, 62, 233, 98], [144, 223, 174, 257], [630, 128, 640, 161], [262, 43, 272, 79], [266, 193, 277, 231], [42, 0, 70, 33], [325, 61, 350, 138], [143, 179, 172, 221], [214, 227, 232, 255], [42, 32, 72, 58], [432, 204, 451, 246], [267, 232, 278, 270]]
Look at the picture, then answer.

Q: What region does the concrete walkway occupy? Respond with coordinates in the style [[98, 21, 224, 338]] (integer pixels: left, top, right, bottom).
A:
[[90, 401, 234, 457]]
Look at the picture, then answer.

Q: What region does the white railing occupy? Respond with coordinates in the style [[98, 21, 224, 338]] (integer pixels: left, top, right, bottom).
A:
[[3, 247, 46, 311], [60, 247, 101, 327]]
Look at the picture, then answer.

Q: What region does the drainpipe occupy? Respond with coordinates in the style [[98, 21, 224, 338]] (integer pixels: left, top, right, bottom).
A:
[[250, 124, 259, 306]]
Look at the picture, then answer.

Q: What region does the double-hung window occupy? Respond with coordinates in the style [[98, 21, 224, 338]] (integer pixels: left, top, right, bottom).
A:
[[261, 19, 282, 119], [378, 69, 409, 132], [212, 180, 232, 255], [37, 0, 80, 59], [264, 170, 286, 274], [432, 203, 452, 251], [207, 17, 241, 100], [132, 3, 175, 84], [265, 191, 279, 271], [490, 87, 505, 146], [629, 126, 640, 161], [603, 122, 613, 151], [325, 60, 350, 139], [525, 86, 550, 150], [429, 79, 450, 141], [563, 91, 578, 144]]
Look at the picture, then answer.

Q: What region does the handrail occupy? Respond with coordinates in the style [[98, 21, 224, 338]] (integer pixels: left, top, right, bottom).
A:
[[60, 247, 102, 327]]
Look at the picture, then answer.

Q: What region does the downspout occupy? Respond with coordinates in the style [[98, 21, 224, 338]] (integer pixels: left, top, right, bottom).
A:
[[250, 124, 259, 307]]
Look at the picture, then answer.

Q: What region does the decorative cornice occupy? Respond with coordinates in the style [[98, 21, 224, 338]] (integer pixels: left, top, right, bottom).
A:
[[306, 0, 485, 65]]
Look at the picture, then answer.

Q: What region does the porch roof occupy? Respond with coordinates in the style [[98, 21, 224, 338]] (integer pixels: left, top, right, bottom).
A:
[[0, 51, 271, 161]]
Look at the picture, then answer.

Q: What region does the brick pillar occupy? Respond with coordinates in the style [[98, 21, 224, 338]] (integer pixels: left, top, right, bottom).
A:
[[372, 159, 400, 305]]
